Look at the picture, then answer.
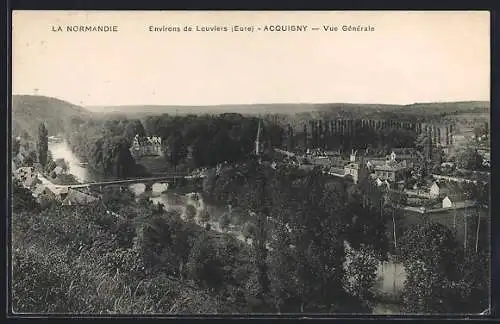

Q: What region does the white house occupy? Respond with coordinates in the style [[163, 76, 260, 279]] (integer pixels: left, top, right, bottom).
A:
[[429, 181, 452, 199], [429, 182, 440, 198], [130, 134, 163, 158], [350, 150, 357, 162], [442, 194, 477, 209], [442, 196, 453, 209], [344, 162, 360, 183]]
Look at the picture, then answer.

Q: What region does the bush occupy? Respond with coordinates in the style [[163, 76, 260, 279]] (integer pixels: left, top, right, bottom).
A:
[[184, 205, 197, 222], [219, 213, 231, 231]]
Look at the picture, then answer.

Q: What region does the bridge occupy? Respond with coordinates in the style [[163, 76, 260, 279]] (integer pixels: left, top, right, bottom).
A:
[[64, 173, 205, 191]]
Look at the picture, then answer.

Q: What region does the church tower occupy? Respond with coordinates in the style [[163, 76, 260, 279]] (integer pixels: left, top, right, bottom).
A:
[[255, 120, 262, 156]]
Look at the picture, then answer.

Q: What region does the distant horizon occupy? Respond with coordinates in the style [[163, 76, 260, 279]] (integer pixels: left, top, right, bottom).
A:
[[12, 93, 491, 110]]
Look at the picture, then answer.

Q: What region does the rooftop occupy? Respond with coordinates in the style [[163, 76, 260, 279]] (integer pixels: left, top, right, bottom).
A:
[[62, 189, 99, 205], [374, 161, 408, 172]]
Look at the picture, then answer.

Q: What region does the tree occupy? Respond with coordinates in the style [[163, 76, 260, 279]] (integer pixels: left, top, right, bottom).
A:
[[123, 119, 146, 142], [12, 179, 40, 213], [166, 131, 186, 167], [344, 245, 379, 303], [383, 190, 407, 252], [102, 187, 136, 214], [100, 136, 137, 178], [45, 159, 57, 174], [23, 150, 38, 167], [346, 177, 389, 261], [12, 137, 21, 156], [452, 146, 484, 171], [185, 232, 225, 290], [199, 209, 211, 225], [36, 123, 49, 167], [242, 221, 257, 243], [184, 205, 197, 223], [55, 158, 69, 172], [219, 212, 231, 231], [398, 221, 463, 313], [268, 170, 351, 312], [453, 249, 490, 313]]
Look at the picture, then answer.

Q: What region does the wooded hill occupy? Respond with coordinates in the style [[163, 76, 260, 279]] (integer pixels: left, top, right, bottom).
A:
[[12, 95, 91, 137], [12, 95, 489, 138]]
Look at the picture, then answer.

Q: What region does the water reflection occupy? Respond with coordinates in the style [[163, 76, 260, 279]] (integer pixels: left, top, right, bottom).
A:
[[48, 140, 91, 182]]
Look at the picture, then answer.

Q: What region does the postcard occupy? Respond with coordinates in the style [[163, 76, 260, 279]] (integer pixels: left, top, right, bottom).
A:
[[10, 10, 491, 316]]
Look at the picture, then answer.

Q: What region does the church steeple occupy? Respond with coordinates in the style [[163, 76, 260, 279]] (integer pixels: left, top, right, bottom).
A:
[[255, 120, 262, 156]]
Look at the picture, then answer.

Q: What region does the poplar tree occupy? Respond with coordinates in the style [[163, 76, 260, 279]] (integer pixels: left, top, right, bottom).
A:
[[36, 122, 49, 168]]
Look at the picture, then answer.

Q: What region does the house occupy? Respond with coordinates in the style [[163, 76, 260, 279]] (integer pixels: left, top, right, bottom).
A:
[[324, 150, 341, 158], [387, 148, 421, 167], [374, 178, 391, 190], [344, 155, 369, 184], [310, 156, 331, 167], [344, 162, 360, 183], [130, 134, 163, 158], [366, 159, 386, 170], [306, 148, 326, 157], [52, 166, 65, 176], [477, 149, 490, 168], [32, 183, 57, 201], [329, 166, 345, 176], [429, 181, 453, 198], [350, 150, 358, 162], [56, 186, 69, 201], [442, 194, 477, 209], [62, 189, 99, 206], [14, 167, 41, 189], [373, 160, 408, 182]]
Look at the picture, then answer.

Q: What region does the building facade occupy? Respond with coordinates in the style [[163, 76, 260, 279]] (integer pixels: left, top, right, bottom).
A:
[[130, 134, 164, 158], [373, 161, 408, 183]]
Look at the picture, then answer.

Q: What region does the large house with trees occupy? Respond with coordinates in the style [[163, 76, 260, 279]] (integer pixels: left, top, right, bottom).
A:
[[130, 134, 164, 158]]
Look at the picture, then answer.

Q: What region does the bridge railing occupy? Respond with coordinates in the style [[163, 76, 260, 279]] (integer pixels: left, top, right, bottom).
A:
[[67, 173, 204, 188]]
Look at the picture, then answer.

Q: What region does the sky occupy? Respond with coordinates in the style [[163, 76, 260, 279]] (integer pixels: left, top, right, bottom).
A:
[[12, 11, 490, 106]]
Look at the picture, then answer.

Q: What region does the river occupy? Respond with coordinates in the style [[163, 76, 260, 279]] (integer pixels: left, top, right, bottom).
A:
[[49, 141, 93, 182], [47, 140, 228, 220], [48, 140, 405, 314]]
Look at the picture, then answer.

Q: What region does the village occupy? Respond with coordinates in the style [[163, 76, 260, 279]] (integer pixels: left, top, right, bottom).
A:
[[14, 119, 490, 220], [266, 120, 490, 249]]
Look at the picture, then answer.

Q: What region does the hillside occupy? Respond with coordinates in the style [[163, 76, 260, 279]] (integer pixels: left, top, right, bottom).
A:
[[87, 101, 490, 119], [11, 95, 489, 137], [12, 95, 91, 137]]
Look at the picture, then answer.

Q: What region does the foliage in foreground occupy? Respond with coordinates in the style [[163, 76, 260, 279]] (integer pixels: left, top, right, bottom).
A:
[[11, 160, 490, 314]]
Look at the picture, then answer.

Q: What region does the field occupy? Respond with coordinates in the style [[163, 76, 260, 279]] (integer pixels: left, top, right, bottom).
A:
[[396, 206, 490, 251], [135, 156, 171, 174]]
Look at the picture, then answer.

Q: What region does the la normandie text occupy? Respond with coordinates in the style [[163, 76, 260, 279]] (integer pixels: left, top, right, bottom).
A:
[[51, 25, 119, 32]]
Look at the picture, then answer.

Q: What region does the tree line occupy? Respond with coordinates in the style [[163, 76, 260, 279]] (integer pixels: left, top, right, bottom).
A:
[[200, 160, 489, 313], [11, 158, 489, 314], [64, 114, 284, 178], [280, 119, 420, 154]]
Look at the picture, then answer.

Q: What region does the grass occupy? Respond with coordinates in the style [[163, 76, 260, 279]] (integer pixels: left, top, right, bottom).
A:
[[12, 231, 221, 314], [136, 156, 171, 174]]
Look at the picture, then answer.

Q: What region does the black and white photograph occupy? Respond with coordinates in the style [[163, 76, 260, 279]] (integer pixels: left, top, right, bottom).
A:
[[10, 11, 491, 315]]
